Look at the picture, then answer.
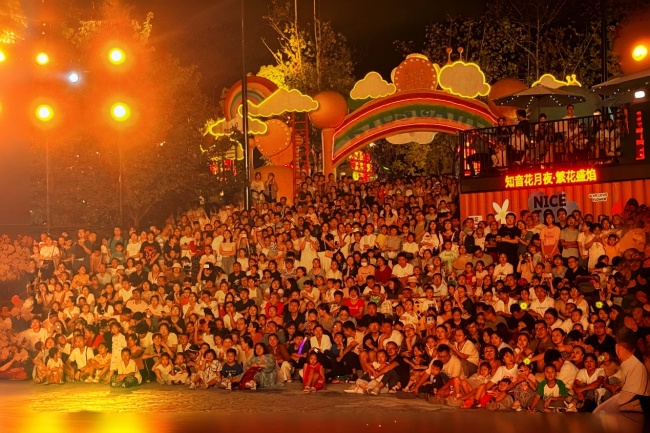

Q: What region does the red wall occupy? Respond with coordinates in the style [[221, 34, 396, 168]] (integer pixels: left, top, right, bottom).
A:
[[460, 179, 650, 220]]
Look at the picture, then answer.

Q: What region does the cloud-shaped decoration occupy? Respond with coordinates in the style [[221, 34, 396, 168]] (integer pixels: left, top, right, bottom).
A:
[[438, 61, 490, 99], [247, 88, 319, 117], [386, 131, 436, 145], [532, 73, 582, 89], [350, 72, 396, 100], [205, 116, 268, 139], [231, 115, 268, 135]]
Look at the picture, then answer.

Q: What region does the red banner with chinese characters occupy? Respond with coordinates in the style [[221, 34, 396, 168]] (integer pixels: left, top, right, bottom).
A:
[[349, 151, 373, 182], [505, 168, 597, 189]]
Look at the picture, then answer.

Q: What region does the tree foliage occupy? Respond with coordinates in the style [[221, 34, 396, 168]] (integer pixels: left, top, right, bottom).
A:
[[0, 0, 27, 43], [368, 134, 459, 180], [257, 0, 355, 95], [30, 0, 212, 229], [395, 0, 641, 87]]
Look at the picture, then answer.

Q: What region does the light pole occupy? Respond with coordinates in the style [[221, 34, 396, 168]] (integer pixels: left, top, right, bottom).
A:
[[35, 104, 54, 233], [107, 45, 131, 227], [241, 0, 251, 210], [110, 102, 131, 227]]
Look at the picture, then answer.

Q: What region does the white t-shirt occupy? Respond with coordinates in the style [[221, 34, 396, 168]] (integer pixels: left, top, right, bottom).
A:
[[530, 297, 555, 317], [557, 361, 579, 390], [575, 367, 605, 385], [382, 330, 404, 348], [68, 346, 93, 369], [427, 354, 462, 379], [116, 358, 142, 384], [310, 334, 332, 352], [21, 327, 49, 351], [126, 241, 142, 259], [392, 263, 414, 278], [490, 364, 519, 384], [456, 340, 480, 366]]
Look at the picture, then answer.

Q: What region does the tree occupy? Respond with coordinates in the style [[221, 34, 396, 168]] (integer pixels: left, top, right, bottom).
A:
[[257, 0, 355, 95], [368, 134, 458, 180], [395, 0, 642, 86], [30, 0, 212, 229], [0, 0, 27, 43]]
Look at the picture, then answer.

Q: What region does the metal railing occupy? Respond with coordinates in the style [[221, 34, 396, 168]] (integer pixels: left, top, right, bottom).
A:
[[459, 114, 629, 178]]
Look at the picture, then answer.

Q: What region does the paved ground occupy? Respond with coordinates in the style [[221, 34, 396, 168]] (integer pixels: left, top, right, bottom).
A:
[[0, 382, 646, 433]]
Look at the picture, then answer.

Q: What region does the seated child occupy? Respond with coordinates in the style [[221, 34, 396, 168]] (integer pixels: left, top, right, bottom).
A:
[[45, 347, 64, 385], [527, 363, 569, 412], [189, 349, 220, 390], [219, 348, 244, 390], [168, 353, 189, 385], [87, 342, 111, 383], [511, 362, 537, 411], [346, 349, 390, 395], [302, 352, 326, 393], [452, 362, 491, 405], [153, 352, 173, 385], [111, 347, 142, 388], [403, 354, 430, 392], [485, 378, 514, 411]]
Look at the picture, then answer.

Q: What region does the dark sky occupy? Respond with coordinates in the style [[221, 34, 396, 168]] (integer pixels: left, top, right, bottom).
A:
[[128, 0, 486, 98]]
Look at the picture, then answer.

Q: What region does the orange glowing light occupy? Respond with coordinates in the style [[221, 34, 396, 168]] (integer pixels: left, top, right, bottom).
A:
[[110, 102, 130, 121], [0, 50, 6, 63], [36, 52, 49, 65], [35, 104, 54, 122], [505, 169, 597, 188], [108, 48, 126, 65], [632, 44, 648, 62]]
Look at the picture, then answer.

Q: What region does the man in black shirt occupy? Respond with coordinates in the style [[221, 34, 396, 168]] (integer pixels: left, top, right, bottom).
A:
[[584, 319, 616, 355], [357, 302, 385, 331], [497, 212, 520, 267], [128, 260, 148, 288], [372, 341, 411, 394], [140, 232, 162, 269], [507, 303, 536, 331], [564, 256, 589, 282], [282, 299, 306, 330], [234, 288, 255, 313], [227, 262, 245, 290]]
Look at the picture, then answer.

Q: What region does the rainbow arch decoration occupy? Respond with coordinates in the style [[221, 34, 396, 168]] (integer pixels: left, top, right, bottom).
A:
[[324, 90, 498, 172], [223, 76, 278, 121]]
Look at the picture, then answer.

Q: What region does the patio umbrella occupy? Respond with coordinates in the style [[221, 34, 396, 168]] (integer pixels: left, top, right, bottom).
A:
[[492, 85, 586, 112], [592, 68, 650, 96]]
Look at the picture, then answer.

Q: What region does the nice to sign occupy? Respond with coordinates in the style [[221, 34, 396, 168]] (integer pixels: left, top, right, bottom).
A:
[[527, 191, 580, 217]]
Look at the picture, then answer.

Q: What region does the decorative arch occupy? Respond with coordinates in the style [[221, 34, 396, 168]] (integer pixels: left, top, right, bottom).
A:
[[322, 90, 498, 174]]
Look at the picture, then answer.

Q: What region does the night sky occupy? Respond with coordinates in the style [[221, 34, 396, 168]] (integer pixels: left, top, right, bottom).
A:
[[128, 0, 486, 97]]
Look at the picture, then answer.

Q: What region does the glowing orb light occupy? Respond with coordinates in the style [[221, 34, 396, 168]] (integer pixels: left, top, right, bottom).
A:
[[110, 102, 130, 122], [36, 52, 49, 65], [108, 48, 126, 65], [68, 72, 80, 83], [632, 44, 648, 62], [35, 104, 54, 122]]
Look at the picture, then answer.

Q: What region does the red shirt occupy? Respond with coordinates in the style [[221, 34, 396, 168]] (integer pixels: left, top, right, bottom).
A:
[[375, 266, 392, 285], [343, 298, 365, 319]]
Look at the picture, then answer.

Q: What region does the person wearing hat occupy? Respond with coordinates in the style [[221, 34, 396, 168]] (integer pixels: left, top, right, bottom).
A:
[[167, 262, 186, 286], [198, 262, 217, 285]]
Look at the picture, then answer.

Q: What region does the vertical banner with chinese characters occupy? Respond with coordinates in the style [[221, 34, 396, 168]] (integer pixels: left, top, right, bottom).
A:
[[349, 151, 373, 182]]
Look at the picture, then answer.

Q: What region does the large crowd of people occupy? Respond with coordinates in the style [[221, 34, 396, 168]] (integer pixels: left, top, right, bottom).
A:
[[1, 173, 649, 414]]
